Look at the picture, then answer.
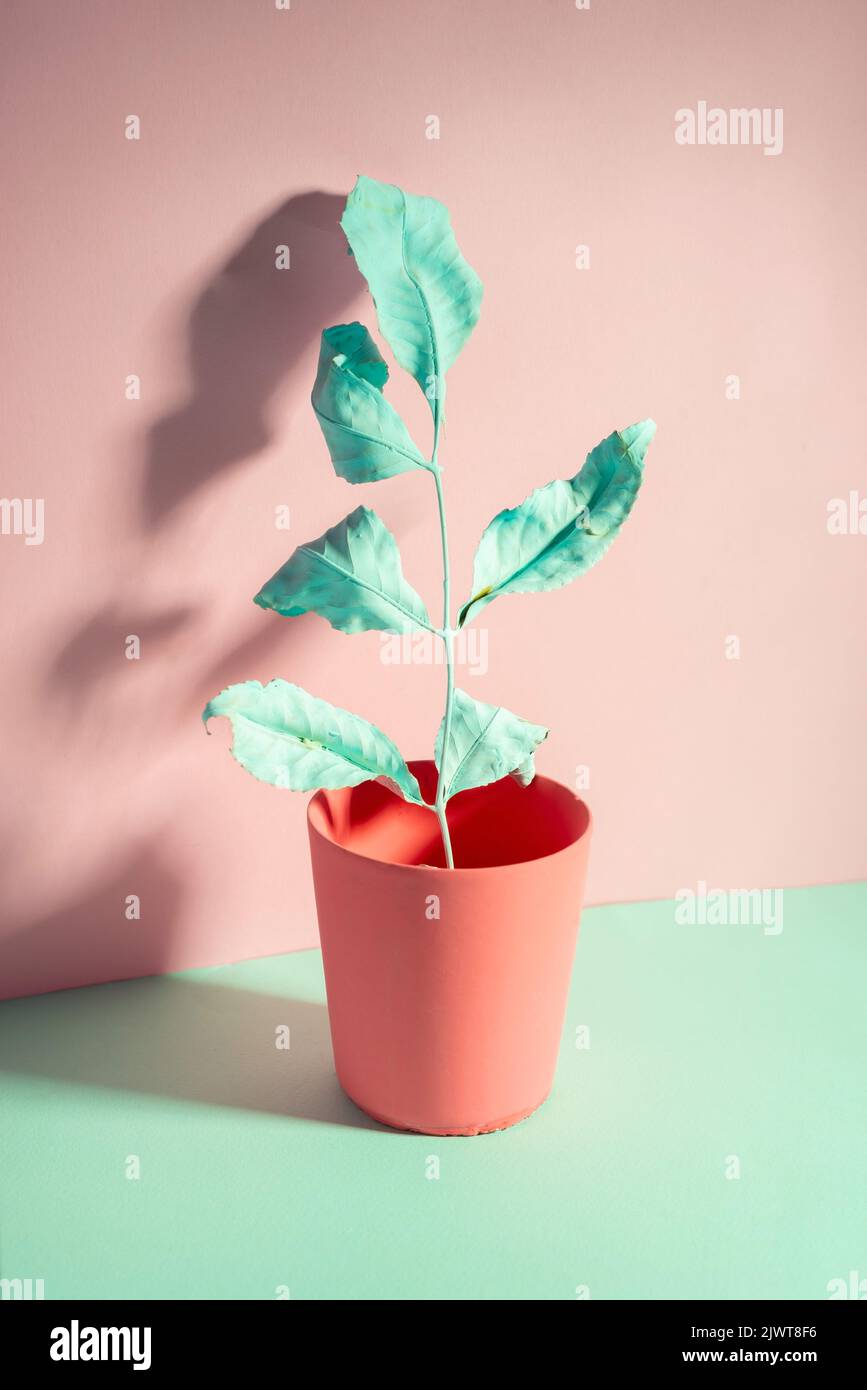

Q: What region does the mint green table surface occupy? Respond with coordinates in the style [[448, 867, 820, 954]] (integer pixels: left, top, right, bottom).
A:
[[1, 884, 864, 1301]]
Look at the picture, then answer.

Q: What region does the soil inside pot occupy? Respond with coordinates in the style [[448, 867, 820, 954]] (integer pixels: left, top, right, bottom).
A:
[[309, 760, 590, 871]]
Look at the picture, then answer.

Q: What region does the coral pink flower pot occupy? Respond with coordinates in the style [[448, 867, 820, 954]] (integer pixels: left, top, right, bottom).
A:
[[308, 762, 591, 1136]]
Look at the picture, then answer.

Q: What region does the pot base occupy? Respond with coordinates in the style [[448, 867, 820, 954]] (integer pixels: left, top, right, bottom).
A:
[[342, 1085, 550, 1137]]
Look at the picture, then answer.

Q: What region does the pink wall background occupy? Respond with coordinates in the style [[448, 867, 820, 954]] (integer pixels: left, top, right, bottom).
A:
[[2, 0, 865, 999]]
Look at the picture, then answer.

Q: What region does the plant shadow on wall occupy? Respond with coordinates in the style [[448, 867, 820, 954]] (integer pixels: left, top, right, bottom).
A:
[[0, 970, 385, 1130], [47, 188, 362, 731], [143, 190, 360, 525], [2, 190, 366, 1008], [42, 187, 359, 712], [49, 604, 196, 700]]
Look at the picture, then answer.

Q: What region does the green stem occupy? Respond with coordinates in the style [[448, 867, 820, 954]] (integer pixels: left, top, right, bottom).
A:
[[431, 400, 455, 869]]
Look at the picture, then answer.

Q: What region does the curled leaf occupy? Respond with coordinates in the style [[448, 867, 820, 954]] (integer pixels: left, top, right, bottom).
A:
[[312, 322, 429, 484]]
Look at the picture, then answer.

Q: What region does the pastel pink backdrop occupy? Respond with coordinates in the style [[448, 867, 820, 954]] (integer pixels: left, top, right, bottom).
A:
[[2, 0, 865, 998]]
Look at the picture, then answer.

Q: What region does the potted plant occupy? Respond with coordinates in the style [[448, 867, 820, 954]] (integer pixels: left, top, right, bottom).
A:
[[204, 175, 655, 1135]]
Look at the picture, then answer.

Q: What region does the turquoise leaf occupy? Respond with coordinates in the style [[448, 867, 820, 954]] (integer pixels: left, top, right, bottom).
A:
[[570, 419, 657, 535], [434, 688, 548, 801], [340, 174, 483, 413], [459, 420, 656, 625], [311, 322, 430, 484], [254, 505, 433, 636], [203, 679, 424, 803]]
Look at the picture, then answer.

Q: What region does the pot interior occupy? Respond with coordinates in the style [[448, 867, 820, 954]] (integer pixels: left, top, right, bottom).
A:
[[308, 760, 590, 870]]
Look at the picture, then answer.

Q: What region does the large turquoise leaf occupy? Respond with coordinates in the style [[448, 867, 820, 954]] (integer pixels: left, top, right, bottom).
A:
[[311, 322, 429, 484], [255, 505, 433, 635], [340, 175, 483, 412], [459, 420, 656, 625], [434, 688, 548, 801], [203, 679, 423, 803]]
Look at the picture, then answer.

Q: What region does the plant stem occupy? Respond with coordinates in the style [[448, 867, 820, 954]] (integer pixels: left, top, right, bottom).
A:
[[431, 404, 455, 869]]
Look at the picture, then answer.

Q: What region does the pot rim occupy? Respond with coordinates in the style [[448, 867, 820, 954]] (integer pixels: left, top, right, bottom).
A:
[[307, 771, 593, 876]]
